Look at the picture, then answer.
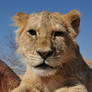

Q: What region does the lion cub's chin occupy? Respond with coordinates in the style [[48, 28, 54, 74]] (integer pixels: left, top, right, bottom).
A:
[[31, 67, 58, 77]]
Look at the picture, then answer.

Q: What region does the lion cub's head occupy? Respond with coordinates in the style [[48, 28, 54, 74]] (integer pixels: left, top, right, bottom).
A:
[[12, 10, 80, 76]]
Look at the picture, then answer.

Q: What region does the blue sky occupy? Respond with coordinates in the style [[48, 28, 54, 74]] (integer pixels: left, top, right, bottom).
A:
[[0, 0, 92, 60]]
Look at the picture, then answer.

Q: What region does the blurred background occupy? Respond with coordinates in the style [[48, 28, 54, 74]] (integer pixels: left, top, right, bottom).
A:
[[0, 0, 92, 74]]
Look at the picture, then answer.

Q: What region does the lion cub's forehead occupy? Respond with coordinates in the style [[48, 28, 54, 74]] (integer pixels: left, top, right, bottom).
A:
[[26, 11, 66, 32]]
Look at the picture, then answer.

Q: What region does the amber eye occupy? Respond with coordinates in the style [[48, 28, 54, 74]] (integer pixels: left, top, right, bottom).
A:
[[27, 29, 37, 36], [54, 31, 65, 37]]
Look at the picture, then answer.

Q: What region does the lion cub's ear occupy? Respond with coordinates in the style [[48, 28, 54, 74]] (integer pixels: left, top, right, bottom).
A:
[[12, 12, 29, 27], [65, 10, 80, 37]]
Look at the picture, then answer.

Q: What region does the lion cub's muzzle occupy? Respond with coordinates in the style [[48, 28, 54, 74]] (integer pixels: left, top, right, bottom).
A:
[[34, 49, 56, 69]]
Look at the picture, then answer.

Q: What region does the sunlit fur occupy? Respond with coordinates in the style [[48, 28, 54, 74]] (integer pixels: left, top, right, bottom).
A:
[[11, 10, 92, 92]]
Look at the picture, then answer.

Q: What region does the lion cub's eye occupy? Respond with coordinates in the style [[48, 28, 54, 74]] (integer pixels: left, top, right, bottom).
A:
[[27, 29, 37, 36], [54, 31, 65, 37]]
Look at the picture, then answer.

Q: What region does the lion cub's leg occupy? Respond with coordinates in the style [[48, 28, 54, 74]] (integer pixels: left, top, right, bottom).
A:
[[11, 66, 43, 92], [10, 77, 43, 92], [10, 83, 42, 92], [55, 84, 88, 92]]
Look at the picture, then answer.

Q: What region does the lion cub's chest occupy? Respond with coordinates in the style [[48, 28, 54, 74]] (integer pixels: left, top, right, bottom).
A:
[[42, 79, 63, 92]]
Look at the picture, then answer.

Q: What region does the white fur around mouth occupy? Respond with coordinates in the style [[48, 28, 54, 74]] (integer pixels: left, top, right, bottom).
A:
[[31, 63, 58, 76], [32, 67, 57, 76]]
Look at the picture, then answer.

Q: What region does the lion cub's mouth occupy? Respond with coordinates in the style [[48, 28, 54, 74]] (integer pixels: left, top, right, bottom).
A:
[[34, 63, 54, 69]]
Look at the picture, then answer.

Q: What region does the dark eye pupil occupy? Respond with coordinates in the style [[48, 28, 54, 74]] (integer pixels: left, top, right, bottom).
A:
[[54, 31, 64, 37], [28, 29, 36, 36]]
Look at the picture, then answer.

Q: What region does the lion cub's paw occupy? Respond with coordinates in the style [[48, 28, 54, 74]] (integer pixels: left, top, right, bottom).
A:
[[10, 82, 43, 92], [11, 87, 42, 92], [55, 84, 88, 92]]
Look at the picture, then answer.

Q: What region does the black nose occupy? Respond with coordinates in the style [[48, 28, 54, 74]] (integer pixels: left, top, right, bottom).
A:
[[36, 50, 54, 59]]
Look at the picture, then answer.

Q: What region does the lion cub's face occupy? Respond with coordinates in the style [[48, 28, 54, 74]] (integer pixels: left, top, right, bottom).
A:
[[12, 10, 80, 76]]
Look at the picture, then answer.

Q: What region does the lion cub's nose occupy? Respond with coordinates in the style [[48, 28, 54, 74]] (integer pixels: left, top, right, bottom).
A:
[[36, 50, 53, 59]]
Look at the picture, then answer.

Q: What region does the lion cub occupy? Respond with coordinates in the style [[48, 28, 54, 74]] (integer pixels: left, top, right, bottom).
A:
[[11, 10, 92, 92]]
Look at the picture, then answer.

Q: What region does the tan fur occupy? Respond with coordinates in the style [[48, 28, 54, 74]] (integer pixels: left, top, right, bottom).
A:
[[85, 60, 92, 69], [11, 10, 92, 92]]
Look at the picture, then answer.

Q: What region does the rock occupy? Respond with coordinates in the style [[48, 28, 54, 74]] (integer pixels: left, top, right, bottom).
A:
[[0, 59, 21, 92]]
